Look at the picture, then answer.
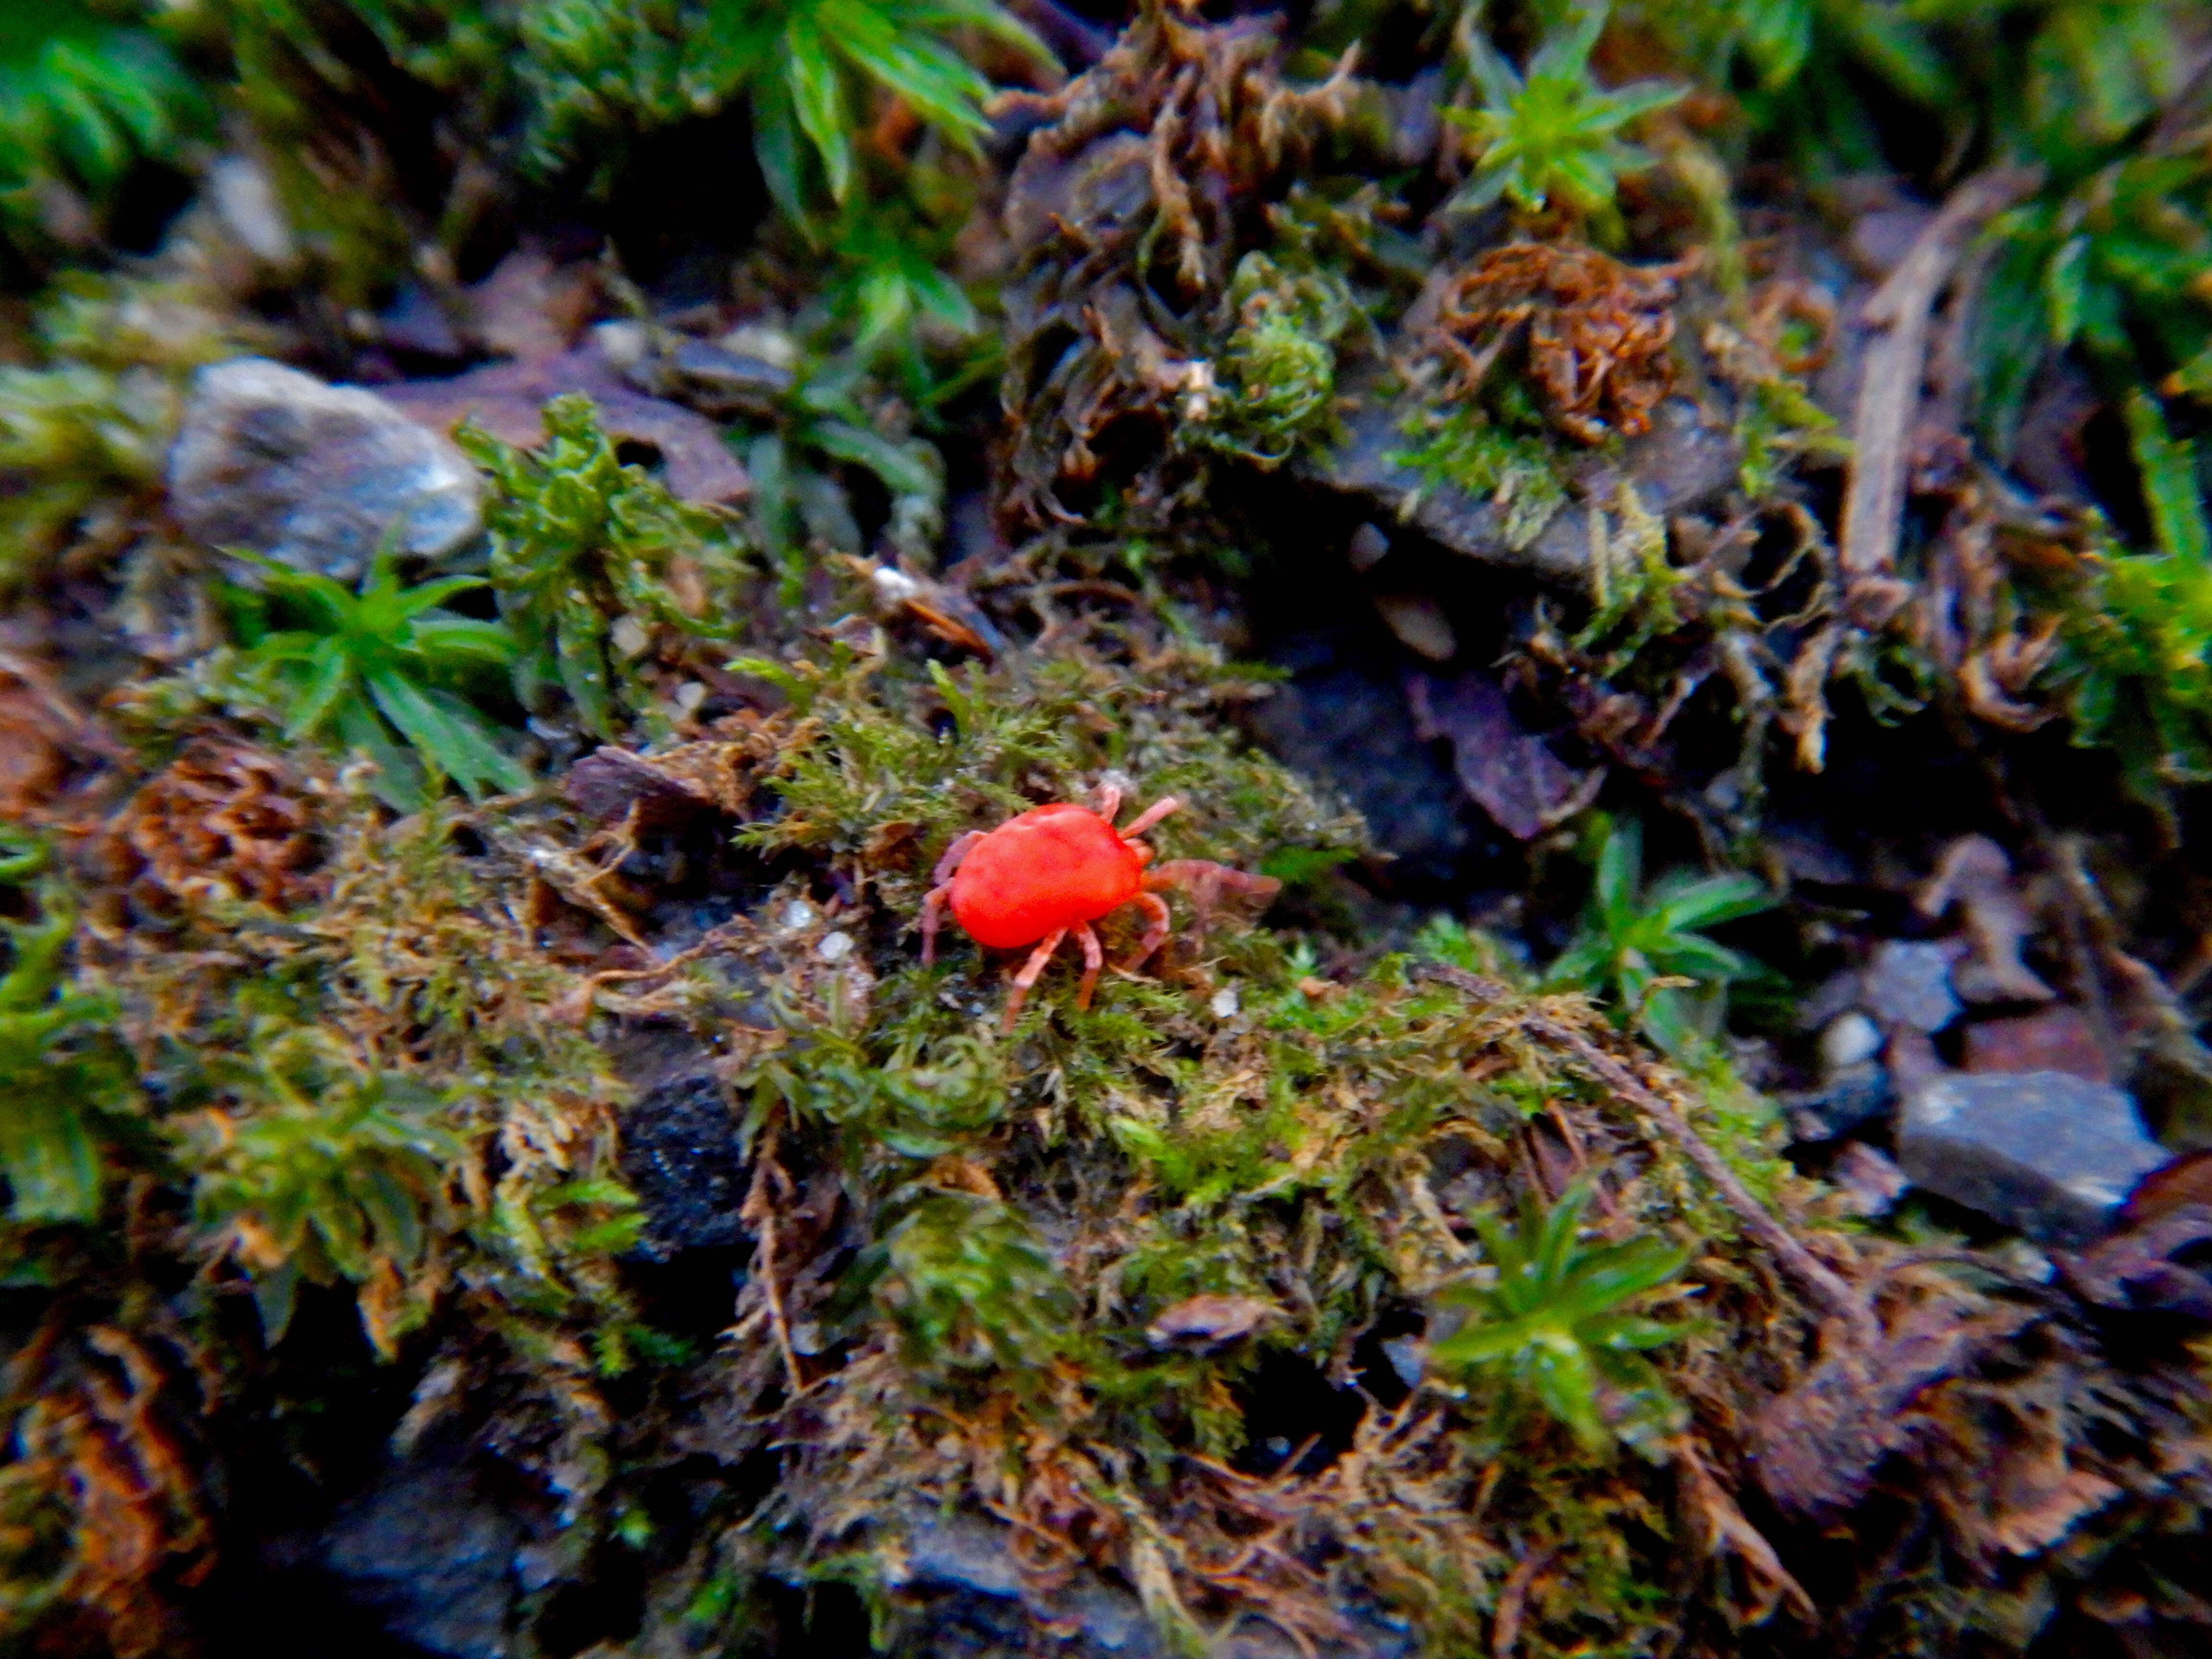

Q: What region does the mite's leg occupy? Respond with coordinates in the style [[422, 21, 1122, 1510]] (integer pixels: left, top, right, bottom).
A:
[[1002, 928, 1068, 1031], [930, 830, 984, 887], [1074, 920, 1105, 1007], [1124, 891, 1173, 973], [1145, 860, 1281, 954], [1118, 795, 1182, 841], [1093, 781, 1123, 826], [920, 883, 950, 964], [920, 830, 984, 964]]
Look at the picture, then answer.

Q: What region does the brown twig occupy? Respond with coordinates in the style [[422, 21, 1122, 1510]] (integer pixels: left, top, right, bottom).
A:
[[1837, 167, 2042, 603], [740, 1133, 807, 1396], [1491, 1543, 1557, 1659], [1416, 964, 1875, 1343]]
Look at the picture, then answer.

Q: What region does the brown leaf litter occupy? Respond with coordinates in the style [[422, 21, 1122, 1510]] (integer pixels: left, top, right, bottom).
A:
[[89, 738, 325, 914], [994, 5, 1373, 529], [1420, 241, 1682, 444]]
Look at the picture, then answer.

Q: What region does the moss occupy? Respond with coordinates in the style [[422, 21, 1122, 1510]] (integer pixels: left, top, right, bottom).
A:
[[0, 1, 206, 273], [461, 393, 755, 745], [73, 778, 646, 1355], [1185, 251, 1358, 469], [637, 639, 1833, 1656], [1390, 401, 1570, 552], [0, 829, 138, 1226], [0, 269, 247, 588]]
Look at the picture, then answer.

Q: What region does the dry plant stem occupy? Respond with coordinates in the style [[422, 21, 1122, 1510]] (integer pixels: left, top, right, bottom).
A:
[[1838, 167, 2043, 595], [740, 1137, 806, 1396], [1417, 965, 1876, 1343]]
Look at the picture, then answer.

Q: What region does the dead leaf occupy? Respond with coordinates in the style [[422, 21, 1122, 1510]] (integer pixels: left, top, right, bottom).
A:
[[564, 746, 720, 827], [1145, 1294, 1277, 1351], [2057, 1201, 2212, 1320], [1677, 1443, 1815, 1628], [846, 557, 1008, 660], [0, 650, 116, 817], [465, 242, 600, 362], [1407, 671, 1603, 841], [1916, 835, 2054, 1004], [1750, 1296, 2008, 1523]]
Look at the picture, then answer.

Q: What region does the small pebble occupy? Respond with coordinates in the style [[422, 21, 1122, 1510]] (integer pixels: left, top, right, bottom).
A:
[[782, 901, 815, 930], [673, 681, 708, 712], [816, 930, 854, 963], [1380, 1335, 1426, 1390], [1820, 1011, 1883, 1071], [610, 615, 650, 660], [1210, 986, 1240, 1019], [1863, 939, 1961, 1034]]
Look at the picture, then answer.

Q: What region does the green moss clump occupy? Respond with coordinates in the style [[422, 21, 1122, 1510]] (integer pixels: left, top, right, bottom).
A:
[[639, 630, 1839, 1657], [1186, 252, 1358, 469], [2046, 392, 2212, 809], [0, 831, 137, 1225], [1391, 401, 1569, 551], [0, 270, 247, 589], [462, 393, 754, 744], [0, 0, 205, 271]]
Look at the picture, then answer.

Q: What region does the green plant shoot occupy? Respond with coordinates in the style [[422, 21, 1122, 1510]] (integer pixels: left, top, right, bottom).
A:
[[1431, 1178, 1690, 1453], [0, 831, 132, 1226], [461, 394, 747, 742], [1544, 817, 1771, 1055], [230, 539, 528, 808], [1447, 2, 1683, 219]]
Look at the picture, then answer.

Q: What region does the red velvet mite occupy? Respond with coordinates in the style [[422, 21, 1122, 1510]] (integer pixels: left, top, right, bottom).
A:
[[919, 784, 1280, 1029]]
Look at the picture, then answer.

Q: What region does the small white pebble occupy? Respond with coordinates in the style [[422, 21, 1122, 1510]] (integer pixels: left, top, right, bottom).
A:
[[782, 901, 816, 930], [1209, 986, 1240, 1019], [610, 615, 650, 660], [719, 322, 799, 370], [816, 930, 854, 963], [1820, 1010, 1883, 1071], [592, 318, 648, 370], [673, 680, 708, 712]]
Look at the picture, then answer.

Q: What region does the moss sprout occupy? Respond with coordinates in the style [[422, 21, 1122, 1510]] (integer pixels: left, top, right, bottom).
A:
[[462, 393, 752, 744]]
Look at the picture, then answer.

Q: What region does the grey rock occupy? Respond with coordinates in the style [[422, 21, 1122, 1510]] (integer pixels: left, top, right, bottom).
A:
[[318, 1457, 521, 1659], [1862, 939, 1961, 1034], [1307, 393, 1739, 581], [205, 156, 296, 265], [1899, 1070, 2170, 1245], [169, 358, 482, 581]]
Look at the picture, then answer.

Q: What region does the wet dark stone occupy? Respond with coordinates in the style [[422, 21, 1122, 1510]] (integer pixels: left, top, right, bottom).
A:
[[1795, 1061, 1895, 1140], [617, 1063, 747, 1260], [891, 1513, 1416, 1659], [1308, 392, 1740, 583], [1249, 635, 1494, 895], [1899, 1070, 2170, 1245], [316, 1458, 523, 1659]]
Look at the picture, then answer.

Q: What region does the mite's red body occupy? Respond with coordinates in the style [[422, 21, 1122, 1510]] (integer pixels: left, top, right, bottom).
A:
[[949, 804, 1143, 947], [918, 786, 1279, 1030]]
